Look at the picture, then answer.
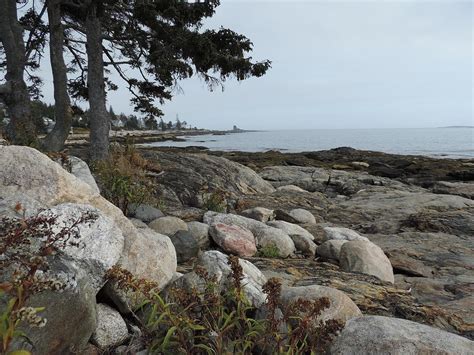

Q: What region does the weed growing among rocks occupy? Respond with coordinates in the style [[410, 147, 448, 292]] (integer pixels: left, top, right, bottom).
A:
[[107, 255, 343, 354]]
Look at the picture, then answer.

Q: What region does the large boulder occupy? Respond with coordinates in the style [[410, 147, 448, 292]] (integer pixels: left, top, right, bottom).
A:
[[267, 221, 316, 256], [171, 230, 200, 262], [41, 203, 124, 291], [106, 227, 177, 313], [330, 316, 474, 355], [0, 146, 176, 290], [175, 251, 268, 308], [148, 216, 188, 236], [91, 304, 129, 350], [259, 165, 412, 197], [9, 258, 97, 354], [267, 220, 314, 241], [140, 151, 275, 209], [186, 221, 211, 249], [339, 240, 394, 283], [287, 208, 317, 224], [204, 212, 295, 258], [209, 223, 257, 257]]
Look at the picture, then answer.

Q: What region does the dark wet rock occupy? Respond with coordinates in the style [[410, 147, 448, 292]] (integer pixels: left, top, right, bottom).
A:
[[171, 230, 200, 263], [316, 240, 347, 261], [140, 150, 275, 209]]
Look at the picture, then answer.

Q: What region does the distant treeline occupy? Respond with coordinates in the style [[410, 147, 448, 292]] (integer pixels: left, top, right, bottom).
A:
[[0, 100, 195, 133]]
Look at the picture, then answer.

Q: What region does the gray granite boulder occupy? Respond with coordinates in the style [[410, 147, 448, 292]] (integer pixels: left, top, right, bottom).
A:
[[128, 203, 164, 223], [204, 212, 295, 258], [330, 316, 474, 355], [339, 240, 394, 283], [187, 221, 211, 249], [40, 203, 124, 291], [268, 221, 316, 256], [175, 251, 268, 307]]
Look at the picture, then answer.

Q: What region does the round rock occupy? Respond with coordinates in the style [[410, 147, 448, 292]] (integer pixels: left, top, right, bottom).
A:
[[187, 221, 211, 249], [91, 304, 129, 349], [279, 285, 362, 324], [210, 223, 257, 257], [171, 230, 200, 263], [339, 240, 394, 283], [148, 216, 188, 236], [128, 203, 164, 223]]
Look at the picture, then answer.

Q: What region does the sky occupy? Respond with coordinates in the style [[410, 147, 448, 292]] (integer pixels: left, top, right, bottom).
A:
[[42, 0, 473, 130]]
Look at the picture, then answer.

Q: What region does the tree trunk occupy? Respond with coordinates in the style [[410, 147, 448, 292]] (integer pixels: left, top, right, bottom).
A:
[[0, 0, 37, 146], [42, 0, 72, 152], [86, 0, 109, 161]]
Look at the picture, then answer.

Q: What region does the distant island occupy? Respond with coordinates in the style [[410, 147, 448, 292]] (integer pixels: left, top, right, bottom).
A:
[[439, 125, 473, 128]]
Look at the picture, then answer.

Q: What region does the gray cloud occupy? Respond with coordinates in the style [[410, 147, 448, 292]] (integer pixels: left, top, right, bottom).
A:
[[42, 1, 474, 129]]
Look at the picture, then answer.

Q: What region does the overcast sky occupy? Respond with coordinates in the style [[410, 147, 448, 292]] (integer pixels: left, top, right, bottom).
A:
[[43, 0, 473, 130]]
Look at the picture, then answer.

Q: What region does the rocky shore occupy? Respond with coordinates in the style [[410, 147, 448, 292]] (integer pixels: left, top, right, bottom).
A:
[[1, 144, 473, 354]]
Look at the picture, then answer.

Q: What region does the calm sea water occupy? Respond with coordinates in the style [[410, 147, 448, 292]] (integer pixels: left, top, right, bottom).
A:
[[144, 128, 474, 158]]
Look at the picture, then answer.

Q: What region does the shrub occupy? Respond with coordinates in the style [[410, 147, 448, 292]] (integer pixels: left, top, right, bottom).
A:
[[93, 143, 160, 215], [257, 243, 281, 258], [200, 186, 228, 213], [107, 255, 343, 354], [0, 205, 97, 354]]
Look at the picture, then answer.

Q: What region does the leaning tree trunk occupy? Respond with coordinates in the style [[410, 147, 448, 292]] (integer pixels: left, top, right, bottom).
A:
[[86, 0, 109, 161], [0, 0, 37, 146], [42, 0, 72, 151]]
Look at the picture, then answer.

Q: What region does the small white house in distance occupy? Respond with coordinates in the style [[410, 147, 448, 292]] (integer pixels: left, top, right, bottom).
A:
[[43, 117, 55, 133]]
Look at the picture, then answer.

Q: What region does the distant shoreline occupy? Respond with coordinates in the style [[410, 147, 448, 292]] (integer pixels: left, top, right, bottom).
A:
[[438, 126, 473, 129]]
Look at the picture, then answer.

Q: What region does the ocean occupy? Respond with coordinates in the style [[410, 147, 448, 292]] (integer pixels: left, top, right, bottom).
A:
[[143, 128, 474, 159]]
